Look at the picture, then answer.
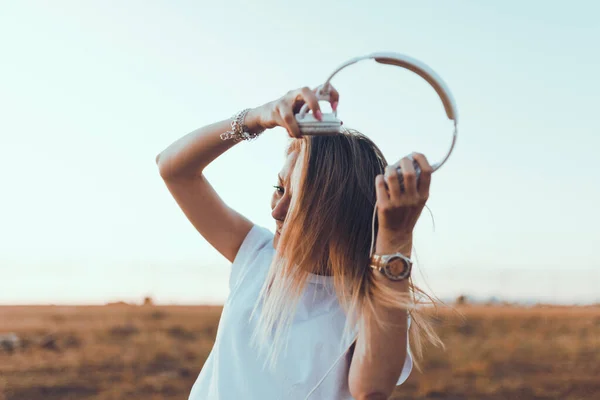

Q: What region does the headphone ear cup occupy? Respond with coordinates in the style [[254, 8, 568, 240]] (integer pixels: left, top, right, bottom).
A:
[[296, 112, 343, 136], [395, 160, 422, 193]]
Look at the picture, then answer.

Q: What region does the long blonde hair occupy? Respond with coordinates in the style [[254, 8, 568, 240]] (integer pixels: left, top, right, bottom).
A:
[[250, 128, 444, 371]]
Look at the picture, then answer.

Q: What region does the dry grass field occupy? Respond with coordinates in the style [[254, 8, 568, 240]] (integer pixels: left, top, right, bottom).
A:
[[1, 304, 599, 400]]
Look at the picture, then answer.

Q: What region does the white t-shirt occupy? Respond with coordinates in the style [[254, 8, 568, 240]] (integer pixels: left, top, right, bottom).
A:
[[188, 224, 413, 399]]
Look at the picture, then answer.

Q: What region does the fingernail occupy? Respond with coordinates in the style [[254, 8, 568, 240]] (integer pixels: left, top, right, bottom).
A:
[[332, 101, 338, 111], [315, 110, 322, 121]]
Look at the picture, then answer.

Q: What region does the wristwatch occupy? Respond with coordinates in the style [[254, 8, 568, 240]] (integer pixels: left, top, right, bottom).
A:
[[370, 252, 412, 281]]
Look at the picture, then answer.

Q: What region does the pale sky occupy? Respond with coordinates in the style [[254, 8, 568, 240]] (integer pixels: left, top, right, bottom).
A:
[[1, 1, 599, 304]]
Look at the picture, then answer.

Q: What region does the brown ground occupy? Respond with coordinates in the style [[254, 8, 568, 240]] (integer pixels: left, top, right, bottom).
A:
[[0, 304, 599, 400]]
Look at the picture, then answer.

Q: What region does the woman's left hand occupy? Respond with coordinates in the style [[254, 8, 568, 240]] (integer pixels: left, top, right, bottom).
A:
[[374, 153, 432, 242]]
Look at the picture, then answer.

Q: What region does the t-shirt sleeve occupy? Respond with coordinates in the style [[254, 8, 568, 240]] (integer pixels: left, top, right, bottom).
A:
[[228, 224, 274, 291], [396, 315, 414, 386]]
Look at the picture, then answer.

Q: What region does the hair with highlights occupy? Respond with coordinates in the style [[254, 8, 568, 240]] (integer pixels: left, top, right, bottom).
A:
[[249, 128, 444, 371]]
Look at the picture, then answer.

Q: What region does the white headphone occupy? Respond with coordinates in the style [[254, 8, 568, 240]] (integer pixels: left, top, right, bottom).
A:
[[296, 51, 458, 171]]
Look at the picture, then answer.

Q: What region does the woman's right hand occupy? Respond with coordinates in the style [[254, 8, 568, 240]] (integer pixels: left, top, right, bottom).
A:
[[246, 86, 340, 139]]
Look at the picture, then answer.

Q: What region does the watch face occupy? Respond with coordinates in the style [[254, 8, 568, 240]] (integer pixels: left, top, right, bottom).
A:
[[384, 256, 410, 281]]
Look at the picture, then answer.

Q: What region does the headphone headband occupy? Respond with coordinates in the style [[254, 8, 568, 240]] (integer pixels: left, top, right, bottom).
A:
[[319, 52, 458, 123], [297, 52, 459, 172]]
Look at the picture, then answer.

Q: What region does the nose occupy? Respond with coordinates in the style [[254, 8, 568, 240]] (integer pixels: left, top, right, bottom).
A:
[[271, 193, 291, 222]]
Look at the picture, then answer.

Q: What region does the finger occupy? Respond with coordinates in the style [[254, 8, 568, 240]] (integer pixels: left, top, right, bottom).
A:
[[375, 174, 390, 209], [289, 88, 306, 114], [323, 84, 340, 111], [279, 108, 302, 138], [399, 157, 417, 197], [411, 153, 432, 198], [300, 87, 321, 121], [273, 113, 294, 138], [384, 165, 402, 204]]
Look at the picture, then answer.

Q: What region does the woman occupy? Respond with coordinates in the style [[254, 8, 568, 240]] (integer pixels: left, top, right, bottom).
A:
[[156, 86, 442, 399]]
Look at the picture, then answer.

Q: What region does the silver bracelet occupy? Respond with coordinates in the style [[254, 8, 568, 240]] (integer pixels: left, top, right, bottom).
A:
[[220, 108, 265, 142]]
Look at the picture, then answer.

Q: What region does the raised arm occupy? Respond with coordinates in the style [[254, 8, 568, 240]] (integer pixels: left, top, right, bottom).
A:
[[156, 116, 259, 263], [155, 87, 332, 263]]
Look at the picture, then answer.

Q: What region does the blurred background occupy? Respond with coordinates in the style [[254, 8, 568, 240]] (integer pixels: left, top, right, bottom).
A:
[[1, 1, 599, 399]]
